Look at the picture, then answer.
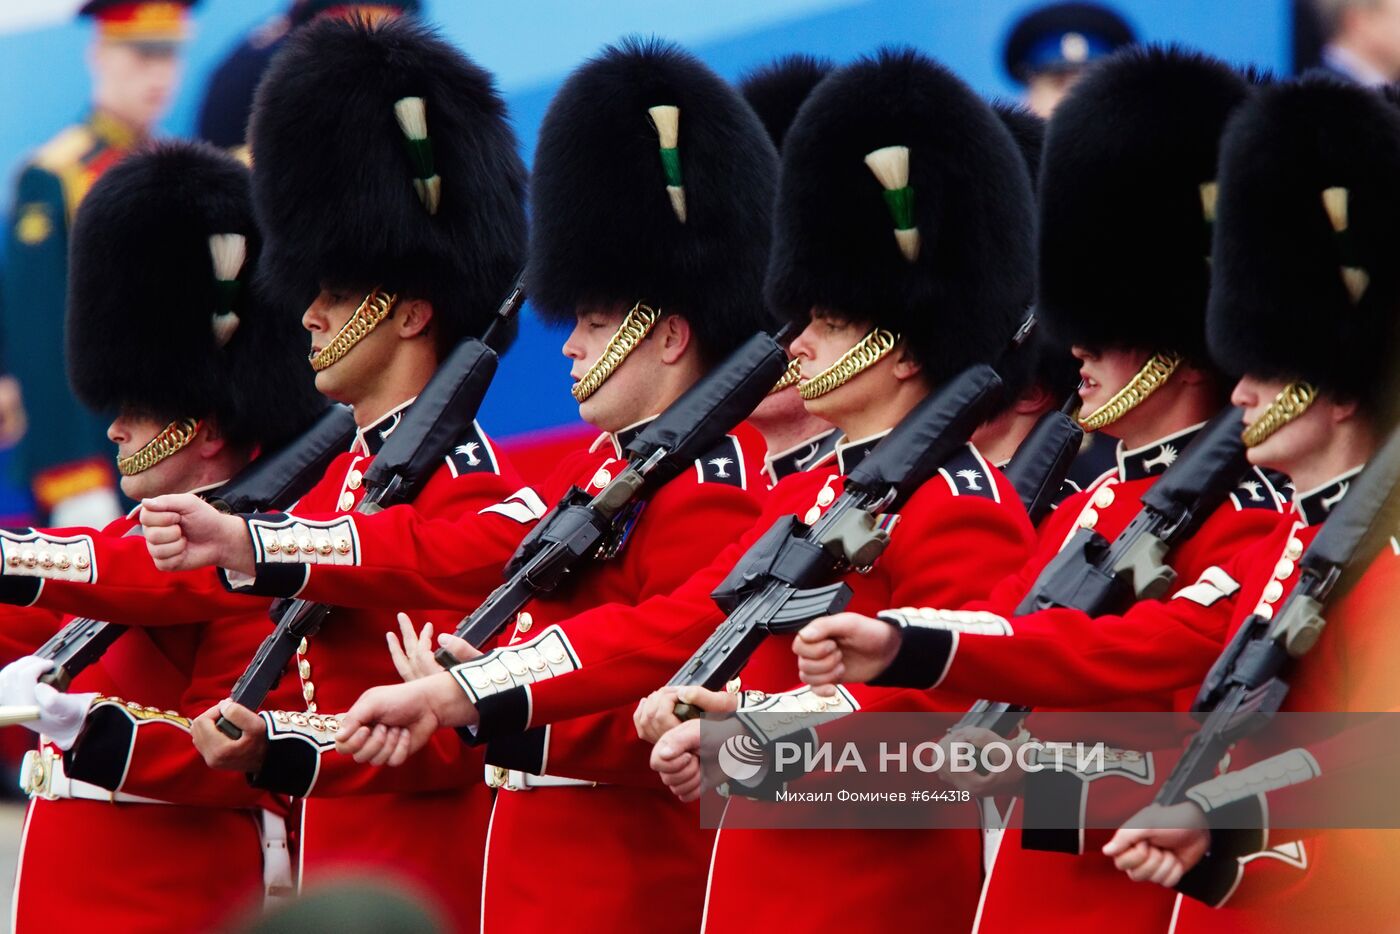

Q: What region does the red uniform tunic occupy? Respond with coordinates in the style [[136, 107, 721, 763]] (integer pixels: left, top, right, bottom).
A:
[[478, 423, 765, 934], [218, 405, 534, 932], [913, 470, 1390, 932], [957, 429, 1286, 934], [1168, 475, 1400, 933], [450, 435, 1036, 932], [9, 514, 282, 934], [241, 418, 769, 934], [3, 405, 534, 932]]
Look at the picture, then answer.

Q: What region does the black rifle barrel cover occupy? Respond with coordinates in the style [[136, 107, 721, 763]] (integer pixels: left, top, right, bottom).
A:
[[362, 339, 499, 495], [845, 364, 1003, 507], [210, 404, 358, 514], [624, 332, 787, 488], [1137, 407, 1247, 515]]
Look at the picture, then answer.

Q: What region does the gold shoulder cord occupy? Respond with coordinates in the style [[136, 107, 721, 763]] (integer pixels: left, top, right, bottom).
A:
[[798, 328, 899, 400], [571, 302, 660, 402], [1242, 381, 1317, 448], [769, 356, 803, 395], [1077, 353, 1182, 431], [117, 418, 201, 477], [309, 289, 399, 372]]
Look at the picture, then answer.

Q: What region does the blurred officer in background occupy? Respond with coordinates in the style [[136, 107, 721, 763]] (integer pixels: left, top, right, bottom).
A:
[[1, 0, 195, 527], [196, 0, 421, 152], [1311, 0, 1400, 83], [1002, 1, 1136, 116]]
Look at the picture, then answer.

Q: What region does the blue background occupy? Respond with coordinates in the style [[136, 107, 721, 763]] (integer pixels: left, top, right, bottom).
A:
[[0, 0, 1290, 442]]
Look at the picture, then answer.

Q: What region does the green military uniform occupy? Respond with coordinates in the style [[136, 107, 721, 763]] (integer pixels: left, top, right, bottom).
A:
[[2, 111, 140, 521]]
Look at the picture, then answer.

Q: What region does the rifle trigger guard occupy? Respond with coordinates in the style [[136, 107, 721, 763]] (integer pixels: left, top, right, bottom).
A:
[[1111, 533, 1176, 601]]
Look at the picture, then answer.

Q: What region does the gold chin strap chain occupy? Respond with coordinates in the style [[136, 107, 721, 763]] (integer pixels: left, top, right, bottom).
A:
[[798, 328, 899, 401], [1242, 381, 1318, 448], [1077, 352, 1182, 432], [117, 418, 201, 477], [769, 356, 803, 395], [309, 289, 399, 372], [571, 302, 660, 402]]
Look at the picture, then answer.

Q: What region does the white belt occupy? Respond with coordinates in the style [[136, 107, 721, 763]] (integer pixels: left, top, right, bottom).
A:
[[24, 748, 296, 902], [258, 808, 295, 903], [485, 764, 598, 791], [20, 748, 163, 805]]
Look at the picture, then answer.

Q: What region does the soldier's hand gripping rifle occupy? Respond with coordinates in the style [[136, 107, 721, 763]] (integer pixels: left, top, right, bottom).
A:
[[216, 273, 526, 738], [34, 403, 360, 691], [1154, 426, 1400, 806], [436, 331, 788, 666], [668, 364, 1005, 719], [959, 406, 1252, 736], [1002, 391, 1084, 527]]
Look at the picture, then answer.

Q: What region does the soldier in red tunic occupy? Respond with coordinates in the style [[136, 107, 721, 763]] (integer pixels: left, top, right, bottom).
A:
[[798, 71, 1400, 934], [22, 17, 533, 931], [338, 47, 1040, 933], [0, 140, 326, 934], [1093, 74, 1400, 933], [790, 49, 1290, 934], [145, 38, 784, 933]]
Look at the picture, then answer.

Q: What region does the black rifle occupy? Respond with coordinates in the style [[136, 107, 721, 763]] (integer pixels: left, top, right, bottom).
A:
[[960, 406, 1252, 736], [1155, 428, 1400, 805], [438, 331, 788, 665], [1002, 392, 1084, 527], [668, 364, 1004, 718], [35, 405, 359, 691], [216, 274, 525, 737]]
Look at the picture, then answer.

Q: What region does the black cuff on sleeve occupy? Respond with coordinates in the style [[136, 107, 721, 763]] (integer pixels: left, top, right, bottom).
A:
[[1176, 850, 1245, 908], [219, 563, 308, 598], [870, 626, 953, 689], [0, 575, 41, 607], [467, 686, 531, 745], [1203, 796, 1267, 859], [249, 734, 320, 797], [484, 727, 547, 775], [63, 704, 134, 791], [1021, 767, 1086, 854]]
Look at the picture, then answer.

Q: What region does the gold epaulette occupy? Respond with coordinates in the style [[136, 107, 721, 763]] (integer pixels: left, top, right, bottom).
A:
[[31, 125, 97, 174]]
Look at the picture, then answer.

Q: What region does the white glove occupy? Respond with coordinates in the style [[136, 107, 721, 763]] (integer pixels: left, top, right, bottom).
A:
[[0, 656, 53, 707], [32, 683, 97, 750]]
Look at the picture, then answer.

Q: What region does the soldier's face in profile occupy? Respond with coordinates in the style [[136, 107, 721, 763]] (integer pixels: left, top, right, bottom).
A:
[[563, 303, 673, 433], [1072, 345, 1152, 435], [790, 308, 892, 429], [1232, 375, 1336, 476], [107, 411, 196, 501], [303, 287, 397, 404], [90, 40, 182, 130]]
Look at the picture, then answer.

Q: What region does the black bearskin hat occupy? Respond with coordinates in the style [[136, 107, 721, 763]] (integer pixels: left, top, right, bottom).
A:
[[992, 101, 1046, 190], [1037, 47, 1250, 364], [738, 54, 835, 150], [765, 47, 1034, 385], [67, 141, 326, 447], [1209, 76, 1400, 411], [249, 15, 527, 349], [529, 37, 779, 363], [989, 103, 1078, 404]]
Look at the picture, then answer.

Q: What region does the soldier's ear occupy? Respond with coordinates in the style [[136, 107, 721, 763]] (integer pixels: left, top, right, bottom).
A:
[[890, 342, 923, 382], [1012, 383, 1054, 416], [195, 420, 227, 461], [395, 297, 435, 339], [1324, 394, 1361, 426], [656, 313, 694, 365]]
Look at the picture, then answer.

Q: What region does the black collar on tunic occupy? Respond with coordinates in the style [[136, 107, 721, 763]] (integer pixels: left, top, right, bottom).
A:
[[834, 430, 891, 476], [1295, 467, 1365, 527], [1115, 422, 1207, 482]]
